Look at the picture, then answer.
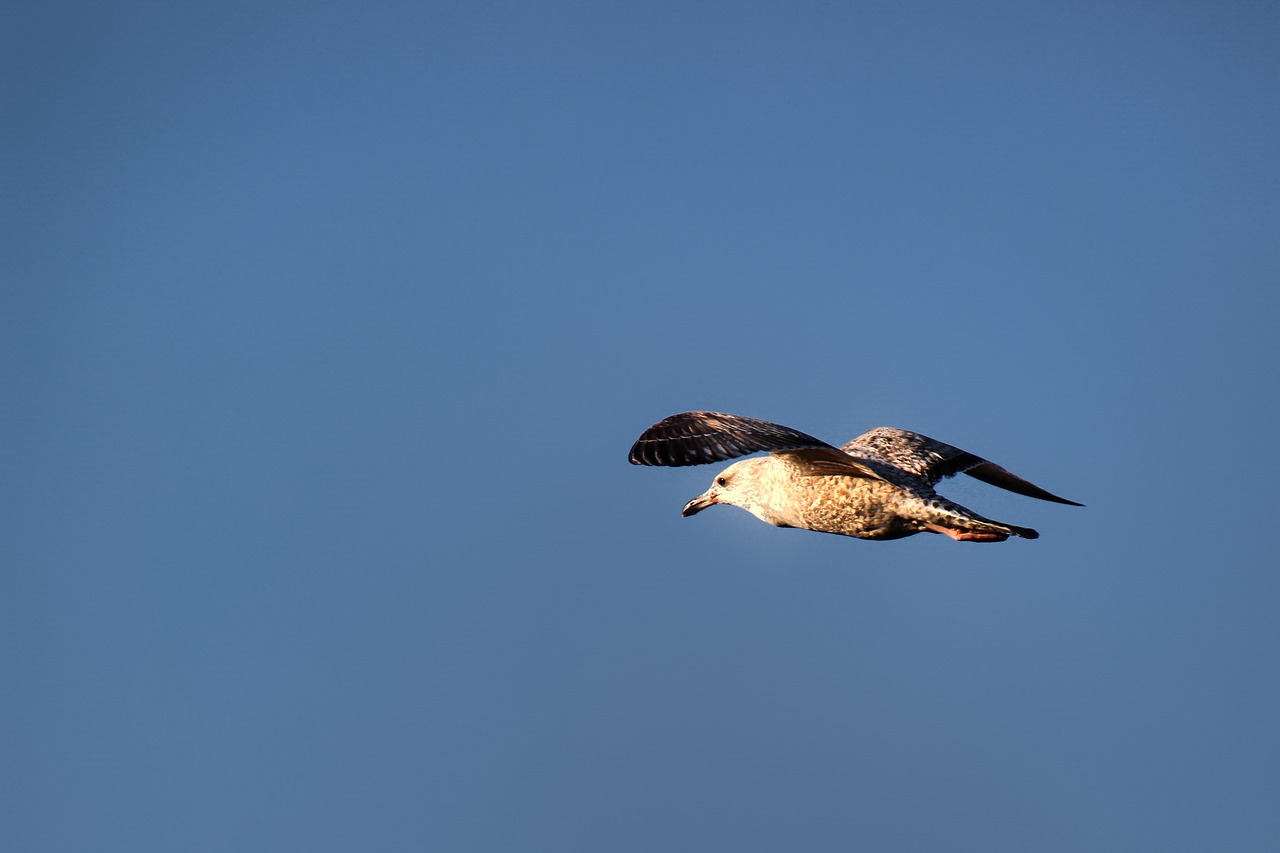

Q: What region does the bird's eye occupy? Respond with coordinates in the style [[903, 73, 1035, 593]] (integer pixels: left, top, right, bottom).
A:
[[716, 476, 728, 487]]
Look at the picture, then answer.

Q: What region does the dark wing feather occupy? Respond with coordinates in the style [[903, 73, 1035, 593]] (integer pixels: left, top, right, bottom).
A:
[[629, 411, 838, 467], [777, 447, 893, 481], [631, 412, 888, 480], [843, 427, 1083, 506], [961, 461, 1084, 506]]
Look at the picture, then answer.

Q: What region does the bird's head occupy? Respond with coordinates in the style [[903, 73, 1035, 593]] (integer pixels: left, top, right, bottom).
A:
[[682, 457, 773, 522]]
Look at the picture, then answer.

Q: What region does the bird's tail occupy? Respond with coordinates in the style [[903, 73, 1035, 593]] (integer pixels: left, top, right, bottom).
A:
[[920, 497, 1039, 541]]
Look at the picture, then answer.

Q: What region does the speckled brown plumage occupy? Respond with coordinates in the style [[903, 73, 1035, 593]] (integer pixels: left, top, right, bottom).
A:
[[629, 411, 1082, 543]]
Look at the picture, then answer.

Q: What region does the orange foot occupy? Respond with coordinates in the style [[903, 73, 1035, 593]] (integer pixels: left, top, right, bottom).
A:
[[922, 523, 1009, 542]]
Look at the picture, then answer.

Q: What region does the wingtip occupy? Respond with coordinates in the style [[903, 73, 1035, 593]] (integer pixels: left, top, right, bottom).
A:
[[628, 441, 656, 466], [628, 436, 655, 465]]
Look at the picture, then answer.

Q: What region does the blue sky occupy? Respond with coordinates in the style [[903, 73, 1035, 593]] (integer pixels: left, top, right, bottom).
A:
[[5, 1, 1280, 850]]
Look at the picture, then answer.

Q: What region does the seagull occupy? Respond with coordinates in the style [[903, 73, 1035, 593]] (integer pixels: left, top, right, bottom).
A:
[[629, 411, 1081, 542]]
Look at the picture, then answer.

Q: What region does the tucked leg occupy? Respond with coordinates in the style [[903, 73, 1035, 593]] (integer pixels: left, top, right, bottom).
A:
[[922, 522, 1010, 542]]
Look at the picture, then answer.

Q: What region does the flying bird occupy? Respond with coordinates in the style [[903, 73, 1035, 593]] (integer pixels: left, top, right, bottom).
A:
[[629, 411, 1081, 542]]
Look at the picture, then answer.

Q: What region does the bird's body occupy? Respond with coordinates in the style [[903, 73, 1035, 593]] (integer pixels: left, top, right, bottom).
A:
[[717, 458, 918, 539], [629, 412, 1081, 543]]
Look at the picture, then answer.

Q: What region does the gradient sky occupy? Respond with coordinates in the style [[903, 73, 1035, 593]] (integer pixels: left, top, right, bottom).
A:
[[5, 1, 1280, 851]]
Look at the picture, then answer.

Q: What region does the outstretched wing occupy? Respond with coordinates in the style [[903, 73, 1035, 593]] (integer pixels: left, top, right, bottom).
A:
[[843, 427, 1083, 506], [629, 411, 886, 479]]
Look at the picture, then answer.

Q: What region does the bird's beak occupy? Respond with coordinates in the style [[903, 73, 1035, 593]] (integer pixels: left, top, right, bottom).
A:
[[682, 490, 719, 517]]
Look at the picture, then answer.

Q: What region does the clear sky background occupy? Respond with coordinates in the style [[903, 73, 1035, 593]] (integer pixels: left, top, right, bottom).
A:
[[5, 1, 1280, 850]]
